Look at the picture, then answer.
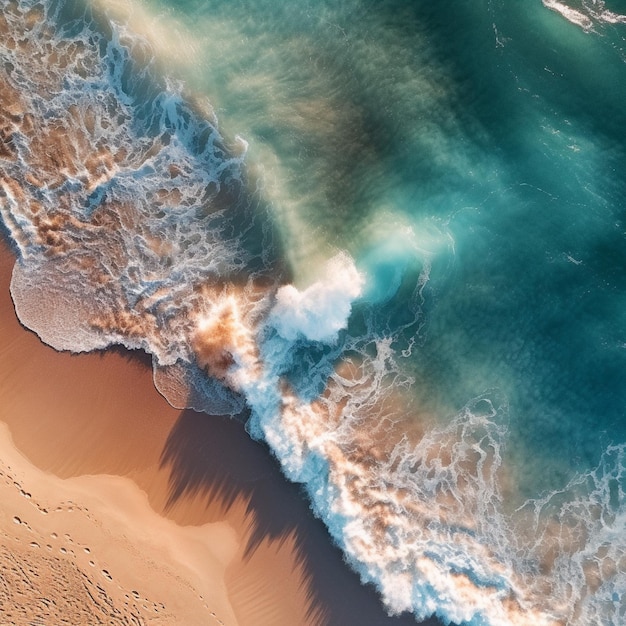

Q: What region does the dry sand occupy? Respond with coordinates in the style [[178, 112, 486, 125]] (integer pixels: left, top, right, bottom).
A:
[[0, 240, 435, 626]]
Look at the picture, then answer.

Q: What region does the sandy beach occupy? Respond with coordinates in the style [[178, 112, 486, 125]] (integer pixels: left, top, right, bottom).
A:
[[0, 240, 433, 625]]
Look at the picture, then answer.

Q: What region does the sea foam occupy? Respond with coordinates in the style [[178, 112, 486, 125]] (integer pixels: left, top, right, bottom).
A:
[[270, 252, 364, 343], [542, 0, 626, 31]]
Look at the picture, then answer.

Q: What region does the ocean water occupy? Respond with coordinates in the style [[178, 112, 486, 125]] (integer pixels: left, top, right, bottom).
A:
[[1, 0, 626, 623]]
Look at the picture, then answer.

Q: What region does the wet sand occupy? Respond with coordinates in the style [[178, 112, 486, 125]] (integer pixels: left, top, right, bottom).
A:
[[0, 239, 438, 625]]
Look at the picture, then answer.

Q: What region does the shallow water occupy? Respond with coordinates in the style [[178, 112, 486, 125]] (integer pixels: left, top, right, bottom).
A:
[[1, 0, 625, 623]]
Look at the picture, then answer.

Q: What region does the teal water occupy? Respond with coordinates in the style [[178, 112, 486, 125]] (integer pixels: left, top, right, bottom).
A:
[[153, 0, 626, 498], [2, 0, 626, 623]]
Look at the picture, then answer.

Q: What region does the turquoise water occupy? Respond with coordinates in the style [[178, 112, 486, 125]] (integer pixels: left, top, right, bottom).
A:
[[2, 0, 626, 623]]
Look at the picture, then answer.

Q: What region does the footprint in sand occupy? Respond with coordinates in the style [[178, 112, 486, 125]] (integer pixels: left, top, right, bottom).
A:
[[29, 542, 39, 549], [102, 570, 112, 581], [11, 516, 31, 531], [83, 547, 90, 554]]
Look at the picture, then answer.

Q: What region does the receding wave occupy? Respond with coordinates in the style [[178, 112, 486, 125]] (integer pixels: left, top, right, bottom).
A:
[[1, 1, 624, 625]]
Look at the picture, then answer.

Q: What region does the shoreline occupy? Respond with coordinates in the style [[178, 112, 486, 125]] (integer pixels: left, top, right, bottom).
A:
[[0, 241, 437, 625]]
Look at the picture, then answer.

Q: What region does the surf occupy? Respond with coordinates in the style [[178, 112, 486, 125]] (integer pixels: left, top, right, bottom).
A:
[[1, 0, 626, 624]]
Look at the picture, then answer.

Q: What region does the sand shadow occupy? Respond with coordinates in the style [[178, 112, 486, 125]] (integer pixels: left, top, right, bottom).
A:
[[159, 408, 443, 626], [98, 343, 155, 368]]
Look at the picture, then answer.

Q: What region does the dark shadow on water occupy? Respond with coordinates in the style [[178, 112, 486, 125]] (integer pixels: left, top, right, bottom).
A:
[[100, 343, 155, 369], [160, 408, 445, 626]]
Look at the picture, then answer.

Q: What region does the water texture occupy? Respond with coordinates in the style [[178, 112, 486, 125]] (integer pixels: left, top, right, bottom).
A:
[[1, 0, 625, 623]]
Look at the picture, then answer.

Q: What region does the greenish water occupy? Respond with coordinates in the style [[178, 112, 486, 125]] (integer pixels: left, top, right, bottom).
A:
[[151, 0, 626, 495]]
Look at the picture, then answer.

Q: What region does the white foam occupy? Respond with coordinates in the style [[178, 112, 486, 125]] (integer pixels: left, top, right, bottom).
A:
[[247, 319, 626, 625], [542, 0, 626, 31], [1, 0, 265, 370], [543, 0, 595, 30], [269, 252, 364, 343]]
